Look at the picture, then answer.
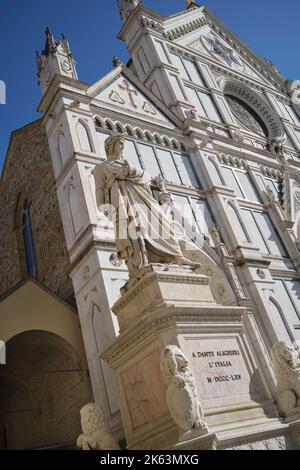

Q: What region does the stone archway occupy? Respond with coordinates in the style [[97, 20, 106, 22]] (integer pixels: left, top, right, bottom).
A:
[[0, 331, 92, 450]]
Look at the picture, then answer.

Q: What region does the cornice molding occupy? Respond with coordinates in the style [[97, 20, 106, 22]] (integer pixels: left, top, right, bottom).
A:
[[216, 152, 249, 170], [259, 164, 284, 180], [163, 15, 208, 41], [113, 268, 210, 315], [101, 306, 245, 366], [37, 74, 88, 114]]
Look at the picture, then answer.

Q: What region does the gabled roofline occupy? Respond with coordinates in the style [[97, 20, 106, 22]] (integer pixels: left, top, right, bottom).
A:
[[37, 64, 184, 129], [119, 3, 286, 93], [0, 277, 77, 313], [163, 5, 286, 91], [203, 7, 286, 87], [87, 65, 124, 98], [118, 4, 165, 40], [87, 63, 184, 128]]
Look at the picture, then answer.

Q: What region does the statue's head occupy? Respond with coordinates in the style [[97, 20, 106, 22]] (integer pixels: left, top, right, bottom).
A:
[[105, 134, 125, 161], [271, 341, 300, 370], [160, 345, 189, 382], [80, 403, 107, 436]]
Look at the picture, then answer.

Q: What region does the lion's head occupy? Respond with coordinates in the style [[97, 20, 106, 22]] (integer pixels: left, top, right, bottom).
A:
[[271, 342, 300, 374], [80, 403, 107, 436], [160, 345, 190, 383]]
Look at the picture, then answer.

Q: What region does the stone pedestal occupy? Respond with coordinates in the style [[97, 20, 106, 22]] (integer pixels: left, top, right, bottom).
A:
[[101, 264, 295, 450], [115, 263, 216, 332], [175, 430, 216, 451]]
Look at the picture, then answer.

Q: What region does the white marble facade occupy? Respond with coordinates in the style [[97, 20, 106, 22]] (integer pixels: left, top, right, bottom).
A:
[[36, 1, 300, 440]]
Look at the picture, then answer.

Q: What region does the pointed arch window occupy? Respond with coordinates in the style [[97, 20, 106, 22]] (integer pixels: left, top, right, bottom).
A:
[[22, 200, 38, 279]]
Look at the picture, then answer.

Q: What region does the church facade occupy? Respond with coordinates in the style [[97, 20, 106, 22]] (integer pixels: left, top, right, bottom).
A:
[[1, 0, 300, 450]]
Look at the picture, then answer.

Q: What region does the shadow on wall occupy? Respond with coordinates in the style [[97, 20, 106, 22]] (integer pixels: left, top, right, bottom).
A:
[[249, 368, 278, 420], [0, 330, 92, 450]]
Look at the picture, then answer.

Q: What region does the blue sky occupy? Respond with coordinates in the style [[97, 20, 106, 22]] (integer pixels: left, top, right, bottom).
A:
[[0, 0, 299, 172]]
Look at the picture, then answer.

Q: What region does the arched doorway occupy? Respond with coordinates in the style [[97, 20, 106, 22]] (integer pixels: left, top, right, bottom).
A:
[[0, 331, 92, 450]]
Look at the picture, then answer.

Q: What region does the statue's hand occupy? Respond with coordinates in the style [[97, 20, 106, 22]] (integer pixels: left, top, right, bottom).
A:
[[116, 166, 129, 180]]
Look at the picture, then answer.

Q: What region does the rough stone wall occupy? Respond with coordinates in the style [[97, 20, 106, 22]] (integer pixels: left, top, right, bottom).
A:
[[0, 119, 74, 305]]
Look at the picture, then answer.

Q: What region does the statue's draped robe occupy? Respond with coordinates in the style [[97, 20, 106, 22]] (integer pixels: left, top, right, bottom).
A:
[[94, 159, 183, 273]]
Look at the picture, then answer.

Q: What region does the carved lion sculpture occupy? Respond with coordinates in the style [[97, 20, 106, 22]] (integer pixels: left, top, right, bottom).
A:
[[160, 345, 207, 434], [77, 403, 120, 450], [271, 342, 300, 417]]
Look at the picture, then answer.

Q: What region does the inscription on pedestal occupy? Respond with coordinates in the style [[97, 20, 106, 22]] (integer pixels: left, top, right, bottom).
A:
[[185, 337, 251, 401]]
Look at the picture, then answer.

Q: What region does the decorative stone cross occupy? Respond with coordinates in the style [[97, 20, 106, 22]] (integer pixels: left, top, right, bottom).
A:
[[118, 80, 138, 109]]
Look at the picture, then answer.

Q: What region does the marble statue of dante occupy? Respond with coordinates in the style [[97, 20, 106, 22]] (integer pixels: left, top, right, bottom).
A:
[[93, 134, 184, 275]]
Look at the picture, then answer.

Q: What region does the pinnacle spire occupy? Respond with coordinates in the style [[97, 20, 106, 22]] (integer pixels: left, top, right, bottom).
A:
[[186, 0, 200, 9], [36, 27, 78, 95], [43, 26, 60, 55], [118, 0, 141, 22], [113, 56, 122, 68]]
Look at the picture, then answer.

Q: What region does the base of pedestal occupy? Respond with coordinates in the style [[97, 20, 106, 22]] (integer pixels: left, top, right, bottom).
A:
[[102, 263, 299, 450], [172, 423, 298, 450], [285, 417, 300, 449], [173, 429, 215, 450]]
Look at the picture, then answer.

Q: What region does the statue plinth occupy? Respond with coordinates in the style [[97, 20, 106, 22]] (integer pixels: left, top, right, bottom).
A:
[[101, 263, 293, 450], [113, 263, 215, 332]]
